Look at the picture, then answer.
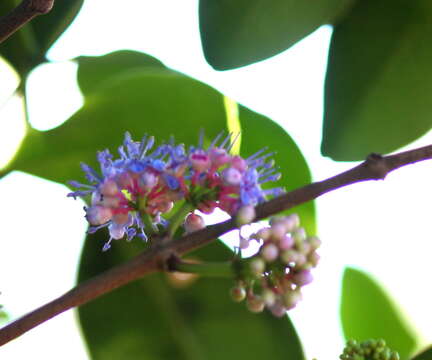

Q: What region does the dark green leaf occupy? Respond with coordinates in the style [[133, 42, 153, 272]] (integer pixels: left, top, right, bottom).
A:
[[0, 0, 83, 76], [76, 50, 167, 94], [322, 0, 432, 160], [239, 105, 316, 234], [78, 231, 305, 360], [341, 267, 418, 359], [8, 69, 228, 184], [411, 346, 432, 360], [199, 0, 353, 70]]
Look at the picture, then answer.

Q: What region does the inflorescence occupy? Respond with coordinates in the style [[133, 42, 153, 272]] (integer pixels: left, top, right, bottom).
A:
[[69, 132, 320, 316], [69, 132, 283, 251], [339, 339, 400, 360], [230, 214, 320, 316]]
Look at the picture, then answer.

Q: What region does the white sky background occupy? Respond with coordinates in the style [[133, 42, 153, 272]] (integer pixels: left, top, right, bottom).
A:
[[1, 1, 432, 359]]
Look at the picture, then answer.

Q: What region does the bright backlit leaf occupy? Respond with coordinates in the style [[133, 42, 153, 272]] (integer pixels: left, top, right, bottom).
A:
[[322, 0, 432, 160], [199, 0, 353, 70], [341, 267, 418, 359]]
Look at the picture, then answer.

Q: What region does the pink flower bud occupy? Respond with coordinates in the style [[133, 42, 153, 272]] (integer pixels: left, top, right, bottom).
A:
[[117, 171, 134, 188], [222, 167, 242, 186], [271, 223, 287, 241], [284, 214, 300, 232], [140, 171, 158, 190], [269, 302, 287, 317], [100, 179, 118, 196], [291, 270, 313, 286], [279, 235, 294, 250], [256, 227, 272, 241], [247, 295, 265, 313], [112, 212, 129, 225], [190, 150, 211, 172], [236, 205, 256, 225], [230, 286, 246, 302], [86, 205, 112, 225], [261, 243, 279, 262], [249, 258, 266, 275], [209, 147, 231, 167], [308, 236, 322, 250], [184, 213, 206, 233], [283, 289, 302, 310], [230, 155, 247, 171]]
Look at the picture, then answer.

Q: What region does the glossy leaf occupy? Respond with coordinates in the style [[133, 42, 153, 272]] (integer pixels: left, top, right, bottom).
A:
[[77, 50, 167, 94], [322, 0, 432, 160], [238, 105, 316, 234], [411, 346, 432, 360], [341, 267, 417, 359], [8, 69, 228, 184], [0, 0, 83, 76], [78, 231, 305, 360], [199, 0, 353, 70]]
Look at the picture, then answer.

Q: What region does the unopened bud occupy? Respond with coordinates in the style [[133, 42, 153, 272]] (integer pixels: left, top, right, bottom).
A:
[[291, 269, 313, 286], [279, 235, 294, 250], [86, 205, 113, 225], [184, 213, 206, 233], [261, 243, 279, 262], [255, 227, 272, 241], [236, 205, 256, 226], [283, 289, 302, 310], [247, 296, 265, 313], [222, 167, 243, 186], [100, 179, 118, 196], [283, 214, 300, 232], [249, 258, 266, 275], [230, 286, 246, 302], [308, 236, 322, 250]]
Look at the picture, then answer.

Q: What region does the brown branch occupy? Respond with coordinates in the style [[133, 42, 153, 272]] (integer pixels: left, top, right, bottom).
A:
[[0, 0, 54, 44], [1, 144, 432, 346]]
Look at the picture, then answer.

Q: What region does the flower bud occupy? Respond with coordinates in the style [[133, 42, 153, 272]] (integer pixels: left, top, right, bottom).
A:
[[282, 214, 300, 232], [86, 205, 113, 225], [236, 205, 256, 226], [271, 223, 286, 241], [100, 179, 118, 196], [247, 296, 265, 313], [269, 302, 287, 317], [279, 235, 294, 250], [261, 243, 279, 262], [209, 147, 231, 167], [262, 289, 276, 306], [291, 269, 313, 286], [283, 289, 302, 310], [249, 258, 266, 275], [255, 227, 272, 241], [230, 286, 246, 302], [222, 167, 243, 186], [184, 213, 206, 233], [308, 252, 320, 267], [231, 155, 247, 171], [190, 150, 211, 172], [308, 236, 322, 250], [281, 249, 298, 264], [109, 222, 126, 240]]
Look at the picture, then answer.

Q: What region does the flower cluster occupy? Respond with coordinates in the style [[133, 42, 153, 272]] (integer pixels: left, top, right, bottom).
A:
[[339, 339, 400, 360], [230, 214, 320, 316], [69, 132, 283, 250]]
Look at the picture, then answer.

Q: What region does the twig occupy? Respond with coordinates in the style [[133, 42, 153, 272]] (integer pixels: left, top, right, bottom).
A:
[[1, 144, 432, 346], [0, 0, 54, 44]]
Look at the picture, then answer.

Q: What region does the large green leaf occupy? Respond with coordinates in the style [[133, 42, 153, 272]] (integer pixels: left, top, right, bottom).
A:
[[322, 0, 432, 160], [199, 0, 353, 70], [78, 231, 305, 360], [76, 50, 167, 95], [341, 267, 418, 359], [7, 69, 228, 184], [238, 105, 316, 234], [0, 0, 83, 76], [412, 347, 432, 360]]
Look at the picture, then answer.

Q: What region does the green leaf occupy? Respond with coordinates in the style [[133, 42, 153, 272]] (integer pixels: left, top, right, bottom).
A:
[[0, 0, 83, 76], [341, 267, 418, 359], [238, 105, 316, 234], [322, 0, 432, 160], [199, 0, 353, 70], [78, 232, 305, 360], [76, 50, 167, 94], [411, 346, 432, 360], [8, 68, 228, 184]]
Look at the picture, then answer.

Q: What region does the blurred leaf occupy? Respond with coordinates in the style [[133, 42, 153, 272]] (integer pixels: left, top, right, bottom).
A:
[[78, 232, 305, 360], [322, 0, 432, 160], [238, 105, 316, 234], [0, 0, 83, 76], [341, 267, 417, 359], [77, 50, 167, 94], [199, 0, 354, 70], [412, 347, 432, 360], [8, 69, 228, 184]]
